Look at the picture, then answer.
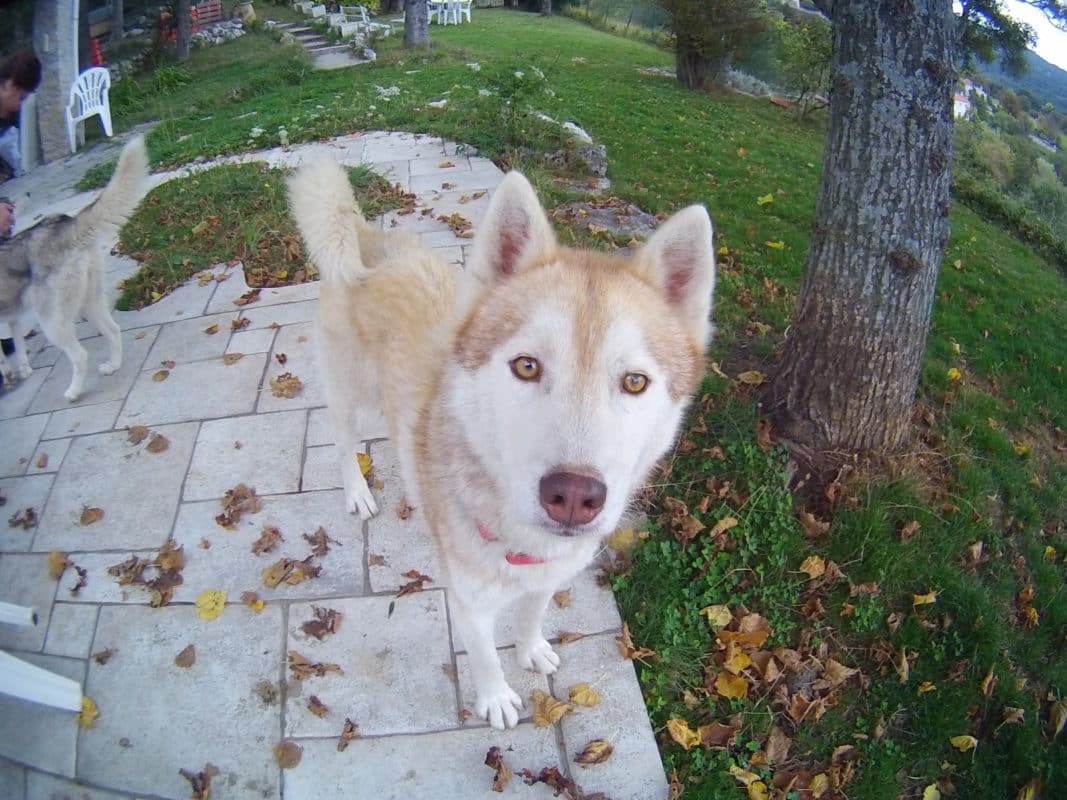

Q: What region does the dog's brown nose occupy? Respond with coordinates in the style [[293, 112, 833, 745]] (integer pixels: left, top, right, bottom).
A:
[[539, 471, 607, 526]]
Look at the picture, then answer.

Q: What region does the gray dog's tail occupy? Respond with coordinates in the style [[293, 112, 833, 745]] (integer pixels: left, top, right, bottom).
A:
[[74, 135, 149, 245]]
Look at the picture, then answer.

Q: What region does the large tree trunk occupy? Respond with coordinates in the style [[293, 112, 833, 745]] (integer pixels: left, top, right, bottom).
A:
[[32, 0, 79, 163], [675, 39, 722, 91], [176, 0, 191, 61], [768, 1, 956, 457], [404, 0, 430, 48], [112, 0, 124, 42], [383, 0, 405, 13], [541, 0, 553, 15]]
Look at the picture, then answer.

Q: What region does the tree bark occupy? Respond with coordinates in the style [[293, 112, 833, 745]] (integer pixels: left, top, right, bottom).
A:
[[541, 0, 553, 15], [176, 0, 191, 61], [404, 0, 430, 48], [384, 0, 405, 13], [768, 1, 957, 457], [78, 0, 91, 69], [112, 0, 124, 42], [675, 39, 722, 91]]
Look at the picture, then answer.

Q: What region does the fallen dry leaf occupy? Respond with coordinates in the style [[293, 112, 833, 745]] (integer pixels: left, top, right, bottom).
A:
[[194, 589, 226, 620], [92, 648, 114, 665], [146, 433, 169, 453], [1001, 706, 1025, 726], [765, 725, 792, 764], [179, 763, 219, 800], [553, 589, 572, 608], [337, 718, 358, 751], [397, 569, 433, 597], [484, 745, 512, 791], [262, 556, 320, 588], [558, 631, 587, 644], [231, 316, 250, 331], [288, 650, 343, 680], [698, 720, 740, 749], [152, 369, 169, 382], [252, 526, 284, 555], [174, 644, 196, 668], [221, 352, 243, 365], [47, 549, 71, 580], [736, 370, 766, 386], [900, 519, 922, 542], [797, 511, 830, 538], [69, 565, 88, 597], [396, 499, 414, 520], [303, 526, 338, 557], [126, 425, 150, 444], [667, 717, 701, 751], [273, 739, 302, 769], [616, 622, 656, 660], [35, 452, 48, 469], [8, 507, 38, 529], [700, 604, 733, 629], [301, 606, 342, 640], [203, 323, 219, 335], [234, 288, 262, 307], [531, 689, 570, 727], [240, 590, 265, 612], [755, 418, 774, 450], [215, 483, 262, 529], [949, 734, 978, 752], [275, 352, 287, 365], [76, 696, 99, 728], [715, 671, 748, 699], [356, 452, 373, 477], [1048, 698, 1067, 738], [568, 683, 600, 707], [307, 695, 329, 717], [799, 554, 826, 580], [575, 739, 613, 765], [269, 372, 303, 398]]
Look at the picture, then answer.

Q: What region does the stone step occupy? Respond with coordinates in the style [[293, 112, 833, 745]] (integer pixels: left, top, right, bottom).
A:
[[306, 43, 350, 55]]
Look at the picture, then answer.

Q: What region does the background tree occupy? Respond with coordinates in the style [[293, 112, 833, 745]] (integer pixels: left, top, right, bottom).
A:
[[404, 0, 430, 47], [657, 0, 768, 90], [542, 0, 553, 15], [768, 0, 1067, 463], [778, 17, 831, 118]]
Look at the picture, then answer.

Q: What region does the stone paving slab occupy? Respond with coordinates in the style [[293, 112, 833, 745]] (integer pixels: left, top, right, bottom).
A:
[[32, 422, 198, 552], [0, 474, 53, 552], [284, 593, 456, 737], [80, 604, 283, 800], [183, 409, 307, 501], [117, 353, 268, 426], [27, 326, 159, 415], [169, 488, 365, 602], [283, 725, 562, 800], [0, 130, 667, 800]]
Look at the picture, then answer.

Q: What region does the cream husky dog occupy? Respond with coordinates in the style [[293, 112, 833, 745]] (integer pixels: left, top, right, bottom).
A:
[[0, 135, 148, 400], [289, 159, 715, 729]]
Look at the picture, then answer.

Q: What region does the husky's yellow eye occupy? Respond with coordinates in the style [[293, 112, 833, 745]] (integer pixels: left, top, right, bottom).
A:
[[510, 356, 541, 381], [622, 372, 649, 394]]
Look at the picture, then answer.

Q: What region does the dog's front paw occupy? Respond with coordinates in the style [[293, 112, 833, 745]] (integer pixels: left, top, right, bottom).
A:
[[475, 680, 524, 730], [98, 361, 119, 376], [346, 478, 379, 520], [517, 637, 561, 675], [63, 386, 81, 402], [15, 362, 32, 381]]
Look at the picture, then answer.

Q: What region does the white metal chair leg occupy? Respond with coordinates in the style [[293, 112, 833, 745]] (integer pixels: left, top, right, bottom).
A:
[[0, 651, 84, 711]]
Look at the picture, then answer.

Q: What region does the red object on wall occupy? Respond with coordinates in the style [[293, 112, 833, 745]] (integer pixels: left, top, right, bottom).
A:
[[90, 37, 105, 66]]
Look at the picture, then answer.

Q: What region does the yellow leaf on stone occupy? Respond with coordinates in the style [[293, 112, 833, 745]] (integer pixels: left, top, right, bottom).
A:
[[700, 604, 732, 629], [195, 589, 226, 621], [756, 193, 774, 206], [946, 367, 961, 382], [949, 735, 978, 752], [715, 671, 748, 699], [605, 527, 637, 551], [923, 784, 942, 800], [531, 690, 570, 728], [568, 683, 600, 707], [736, 370, 766, 386], [356, 452, 373, 477], [76, 696, 99, 728], [765, 240, 785, 250], [799, 555, 826, 580], [913, 590, 938, 607], [666, 718, 701, 751]]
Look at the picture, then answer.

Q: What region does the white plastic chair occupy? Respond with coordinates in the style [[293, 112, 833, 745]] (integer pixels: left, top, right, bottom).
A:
[[0, 602, 83, 712], [455, 0, 472, 23], [66, 67, 113, 155]]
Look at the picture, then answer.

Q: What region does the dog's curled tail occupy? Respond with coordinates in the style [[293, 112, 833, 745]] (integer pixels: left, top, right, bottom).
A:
[[76, 135, 149, 243], [287, 156, 369, 286]]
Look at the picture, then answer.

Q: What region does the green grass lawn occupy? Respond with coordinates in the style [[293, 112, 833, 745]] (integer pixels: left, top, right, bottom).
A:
[[100, 10, 1066, 798]]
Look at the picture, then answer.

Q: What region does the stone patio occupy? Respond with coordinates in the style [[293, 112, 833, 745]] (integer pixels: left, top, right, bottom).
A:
[[0, 132, 668, 799]]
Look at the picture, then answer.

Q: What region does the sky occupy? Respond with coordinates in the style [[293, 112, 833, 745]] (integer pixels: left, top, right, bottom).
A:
[[1002, 0, 1067, 71]]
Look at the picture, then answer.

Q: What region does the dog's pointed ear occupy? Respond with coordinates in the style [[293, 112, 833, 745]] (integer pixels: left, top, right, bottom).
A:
[[636, 205, 717, 346], [467, 171, 556, 284]]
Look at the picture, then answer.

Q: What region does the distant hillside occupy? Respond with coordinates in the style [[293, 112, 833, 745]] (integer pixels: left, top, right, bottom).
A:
[[977, 49, 1067, 111]]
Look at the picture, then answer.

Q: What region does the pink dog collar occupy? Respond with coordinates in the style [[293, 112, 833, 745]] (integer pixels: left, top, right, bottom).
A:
[[477, 520, 545, 566]]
